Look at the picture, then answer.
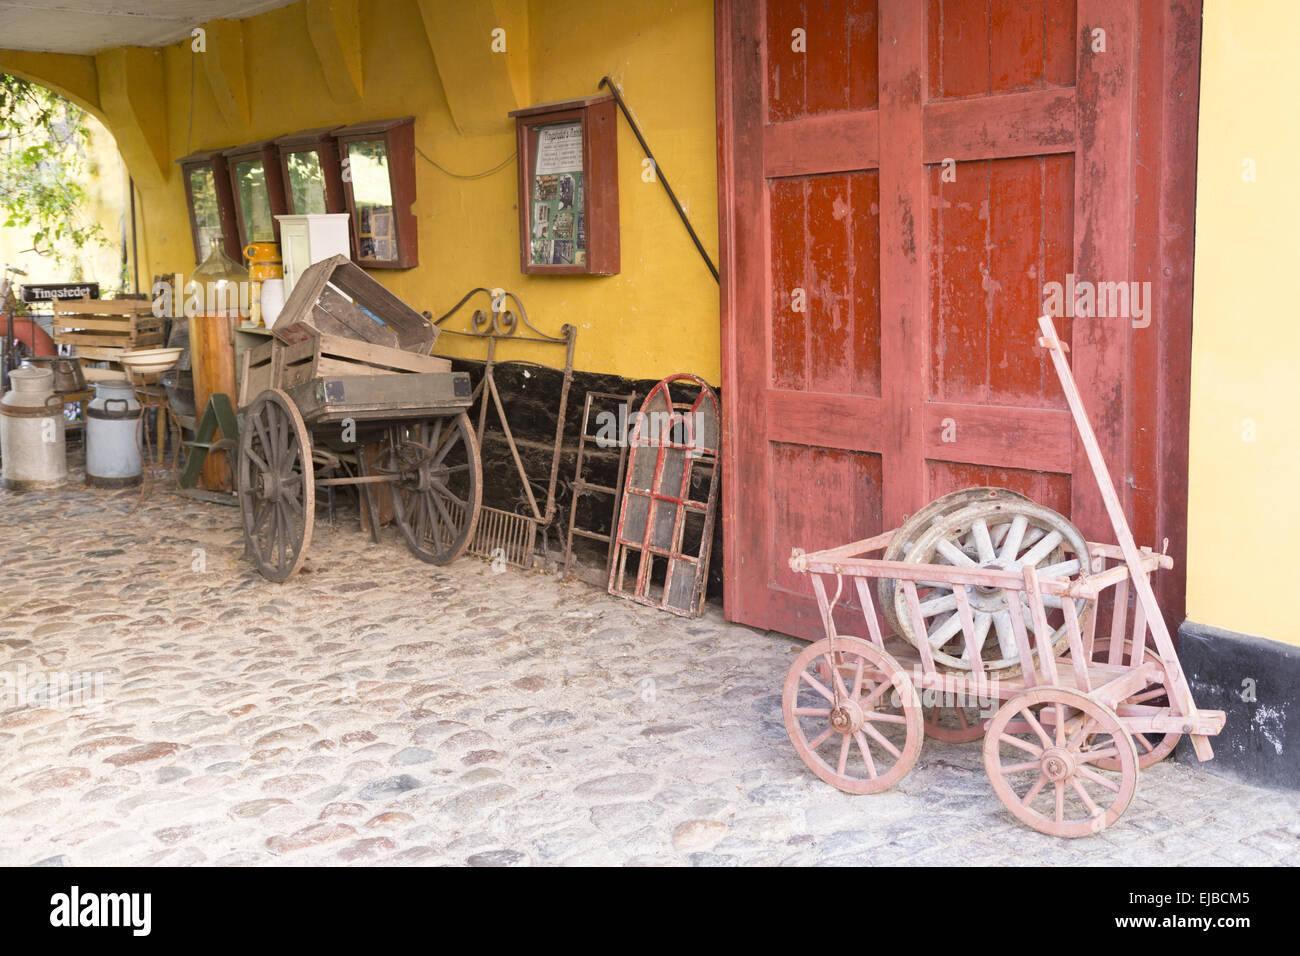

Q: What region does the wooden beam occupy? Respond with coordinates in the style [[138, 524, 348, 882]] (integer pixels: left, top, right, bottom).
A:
[[765, 111, 879, 178], [200, 19, 251, 128], [922, 87, 1076, 164], [306, 0, 364, 102]]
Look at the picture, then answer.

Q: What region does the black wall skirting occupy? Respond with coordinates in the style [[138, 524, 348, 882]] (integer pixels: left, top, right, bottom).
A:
[[1174, 620, 1300, 790], [449, 359, 724, 602]]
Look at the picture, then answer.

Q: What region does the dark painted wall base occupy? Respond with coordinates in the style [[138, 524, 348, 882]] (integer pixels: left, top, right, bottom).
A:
[[1174, 620, 1300, 790]]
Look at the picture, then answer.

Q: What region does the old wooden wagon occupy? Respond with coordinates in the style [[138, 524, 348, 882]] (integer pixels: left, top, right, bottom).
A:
[[782, 317, 1225, 837], [236, 255, 481, 582]]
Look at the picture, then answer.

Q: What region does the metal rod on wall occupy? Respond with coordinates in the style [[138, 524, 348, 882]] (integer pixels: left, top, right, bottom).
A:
[[598, 76, 720, 283]]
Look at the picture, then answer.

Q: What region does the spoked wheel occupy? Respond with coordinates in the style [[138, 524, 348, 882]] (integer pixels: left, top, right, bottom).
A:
[[384, 412, 483, 564], [878, 487, 1033, 636], [1091, 639, 1182, 769], [924, 703, 989, 743], [894, 500, 1094, 675], [237, 388, 315, 583], [783, 637, 923, 794], [984, 686, 1138, 837]]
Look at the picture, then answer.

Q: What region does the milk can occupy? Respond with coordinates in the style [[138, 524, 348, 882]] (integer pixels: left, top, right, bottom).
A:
[[0, 366, 67, 490], [85, 380, 142, 488]]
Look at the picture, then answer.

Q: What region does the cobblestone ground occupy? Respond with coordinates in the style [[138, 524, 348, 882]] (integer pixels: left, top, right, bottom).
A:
[[1, 476, 1297, 867]]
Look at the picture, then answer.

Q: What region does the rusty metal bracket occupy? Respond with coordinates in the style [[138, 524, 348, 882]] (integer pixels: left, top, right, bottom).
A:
[[429, 288, 575, 569]]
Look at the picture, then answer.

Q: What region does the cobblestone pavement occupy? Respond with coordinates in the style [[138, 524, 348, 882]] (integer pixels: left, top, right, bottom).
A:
[[1, 479, 1297, 867]]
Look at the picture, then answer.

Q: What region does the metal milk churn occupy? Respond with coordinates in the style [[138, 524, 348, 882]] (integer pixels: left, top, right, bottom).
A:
[[0, 366, 67, 490], [85, 380, 143, 488]]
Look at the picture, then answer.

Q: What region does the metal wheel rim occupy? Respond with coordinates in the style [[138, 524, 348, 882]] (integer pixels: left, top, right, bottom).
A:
[[385, 412, 482, 565], [237, 388, 314, 583], [983, 685, 1138, 837], [782, 637, 923, 795], [894, 499, 1094, 674]]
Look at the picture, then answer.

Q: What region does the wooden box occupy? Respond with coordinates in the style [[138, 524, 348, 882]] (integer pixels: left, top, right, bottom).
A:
[[239, 325, 451, 407], [52, 298, 165, 363], [272, 254, 437, 355]]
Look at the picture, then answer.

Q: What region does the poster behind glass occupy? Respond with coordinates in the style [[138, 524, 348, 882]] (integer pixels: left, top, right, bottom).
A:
[[529, 121, 585, 267]]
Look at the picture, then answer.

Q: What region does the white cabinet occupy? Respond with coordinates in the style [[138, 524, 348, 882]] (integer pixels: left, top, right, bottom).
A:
[[274, 213, 351, 297]]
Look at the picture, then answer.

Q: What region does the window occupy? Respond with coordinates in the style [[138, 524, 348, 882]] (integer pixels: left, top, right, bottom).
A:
[[176, 149, 240, 264], [276, 128, 346, 217], [332, 118, 418, 268], [223, 141, 288, 250]]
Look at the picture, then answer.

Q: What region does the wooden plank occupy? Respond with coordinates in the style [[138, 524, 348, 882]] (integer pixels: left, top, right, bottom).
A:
[[765, 390, 884, 453], [316, 286, 399, 347], [52, 297, 156, 316], [53, 317, 159, 333], [315, 333, 450, 374], [764, 111, 880, 178], [923, 87, 1076, 164], [70, 346, 124, 362], [923, 402, 1073, 472], [1070, 0, 1137, 547], [877, 0, 928, 532], [314, 357, 398, 377], [54, 332, 136, 348]]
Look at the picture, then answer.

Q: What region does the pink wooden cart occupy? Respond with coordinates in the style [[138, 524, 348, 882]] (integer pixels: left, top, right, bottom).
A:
[[783, 316, 1225, 837]]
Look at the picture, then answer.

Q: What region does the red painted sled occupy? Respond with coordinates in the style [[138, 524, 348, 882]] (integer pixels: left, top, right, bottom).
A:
[[784, 316, 1225, 837]]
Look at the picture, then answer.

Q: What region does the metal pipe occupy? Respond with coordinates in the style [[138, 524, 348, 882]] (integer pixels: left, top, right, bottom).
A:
[[598, 76, 720, 283]]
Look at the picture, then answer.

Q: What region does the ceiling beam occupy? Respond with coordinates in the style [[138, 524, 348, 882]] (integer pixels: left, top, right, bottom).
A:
[[200, 19, 252, 128], [94, 46, 169, 186], [306, 0, 363, 102], [416, 0, 523, 135]]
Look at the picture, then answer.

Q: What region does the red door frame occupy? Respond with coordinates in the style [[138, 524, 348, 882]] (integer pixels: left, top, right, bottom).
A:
[[715, 0, 1201, 636]]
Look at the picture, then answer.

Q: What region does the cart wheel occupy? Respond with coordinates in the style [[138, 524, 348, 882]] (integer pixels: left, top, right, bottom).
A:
[[984, 685, 1138, 837], [878, 487, 1033, 637], [1091, 639, 1182, 769], [386, 412, 483, 565], [237, 388, 315, 583], [924, 704, 989, 743], [894, 499, 1094, 674], [783, 637, 923, 794]]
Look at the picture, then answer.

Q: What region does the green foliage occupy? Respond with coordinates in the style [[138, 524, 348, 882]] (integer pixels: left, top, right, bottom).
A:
[[1, 73, 107, 265]]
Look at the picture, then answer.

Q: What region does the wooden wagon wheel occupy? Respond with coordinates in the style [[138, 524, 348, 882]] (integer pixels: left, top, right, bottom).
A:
[[878, 487, 1034, 635], [894, 500, 1094, 674], [983, 685, 1138, 837], [384, 412, 483, 565], [237, 388, 315, 583], [923, 703, 990, 743], [1091, 638, 1182, 769], [783, 636, 923, 794]]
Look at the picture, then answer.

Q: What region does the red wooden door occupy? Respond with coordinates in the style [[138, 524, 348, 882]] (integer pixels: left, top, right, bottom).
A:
[[716, 0, 1199, 639]]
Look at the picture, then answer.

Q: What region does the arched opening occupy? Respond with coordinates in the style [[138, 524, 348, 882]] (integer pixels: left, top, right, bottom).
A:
[[1, 73, 134, 296]]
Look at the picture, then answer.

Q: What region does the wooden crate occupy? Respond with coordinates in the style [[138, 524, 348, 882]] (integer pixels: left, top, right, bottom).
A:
[[238, 324, 451, 407], [272, 254, 438, 355], [52, 297, 164, 356]]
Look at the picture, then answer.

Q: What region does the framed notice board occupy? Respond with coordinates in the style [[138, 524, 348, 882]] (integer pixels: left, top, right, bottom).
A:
[[510, 95, 619, 276]]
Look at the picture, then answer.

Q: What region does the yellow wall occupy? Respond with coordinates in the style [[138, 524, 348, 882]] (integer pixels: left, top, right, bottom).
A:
[[1, 0, 720, 382], [1187, 0, 1300, 644]]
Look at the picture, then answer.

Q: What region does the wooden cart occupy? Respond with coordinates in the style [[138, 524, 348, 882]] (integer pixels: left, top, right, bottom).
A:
[[235, 257, 482, 582], [782, 317, 1225, 837]]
